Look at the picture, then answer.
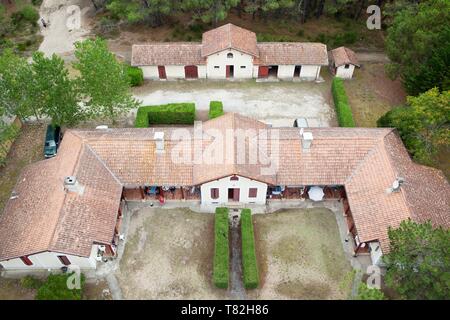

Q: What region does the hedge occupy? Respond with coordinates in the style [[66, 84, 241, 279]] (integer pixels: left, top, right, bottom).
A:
[[213, 207, 229, 289], [331, 78, 355, 127], [35, 273, 85, 300], [126, 65, 144, 87], [135, 103, 196, 127], [209, 101, 224, 119], [240, 209, 259, 289]]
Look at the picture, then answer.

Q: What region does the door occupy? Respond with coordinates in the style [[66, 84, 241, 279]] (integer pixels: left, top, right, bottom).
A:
[[184, 65, 198, 79], [226, 65, 234, 78], [228, 188, 240, 201], [158, 66, 166, 79], [258, 66, 269, 78]]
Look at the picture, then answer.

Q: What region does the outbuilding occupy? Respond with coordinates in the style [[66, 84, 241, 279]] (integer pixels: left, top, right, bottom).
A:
[[329, 46, 360, 79]]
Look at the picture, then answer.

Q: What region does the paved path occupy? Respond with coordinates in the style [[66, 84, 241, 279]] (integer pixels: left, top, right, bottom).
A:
[[229, 215, 246, 300]]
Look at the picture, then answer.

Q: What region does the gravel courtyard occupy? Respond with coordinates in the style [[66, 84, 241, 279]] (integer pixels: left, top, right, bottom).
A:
[[133, 79, 336, 127], [116, 206, 352, 300]]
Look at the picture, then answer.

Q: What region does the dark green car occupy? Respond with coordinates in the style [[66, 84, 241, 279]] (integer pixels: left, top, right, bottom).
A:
[[44, 124, 62, 158]]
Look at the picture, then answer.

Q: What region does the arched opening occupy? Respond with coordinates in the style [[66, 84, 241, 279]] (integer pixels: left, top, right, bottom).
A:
[[227, 52, 233, 59], [230, 175, 239, 181]]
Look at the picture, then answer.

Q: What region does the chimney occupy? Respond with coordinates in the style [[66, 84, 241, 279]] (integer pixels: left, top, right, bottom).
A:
[[300, 130, 313, 150], [154, 132, 165, 153], [64, 176, 85, 195], [386, 177, 405, 194]]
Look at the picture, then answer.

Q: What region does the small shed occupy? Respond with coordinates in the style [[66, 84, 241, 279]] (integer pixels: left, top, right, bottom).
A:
[[329, 47, 360, 79]]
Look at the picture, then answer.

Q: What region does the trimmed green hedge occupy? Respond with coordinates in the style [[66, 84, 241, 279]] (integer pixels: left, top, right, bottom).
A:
[[331, 78, 355, 127], [126, 66, 144, 87], [241, 209, 259, 289], [135, 103, 196, 127], [213, 207, 229, 289], [209, 101, 224, 119]]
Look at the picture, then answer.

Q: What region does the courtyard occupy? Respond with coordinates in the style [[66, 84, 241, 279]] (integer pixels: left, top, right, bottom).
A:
[[132, 78, 336, 127], [114, 206, 353, 300]]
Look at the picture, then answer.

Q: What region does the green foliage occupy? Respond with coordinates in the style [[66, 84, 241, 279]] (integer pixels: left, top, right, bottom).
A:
[[240, 209, 259, 289], [385, 0, 450, 95], [20, 276, 43, 289], [36, 273, 85, 300], [213, 207, 229, 289], [126, 65, 144, 87], [106, 0, 173, 26], [209, 101, 224, 119], [12, 5, 39, 26], [331, 78, 355, 127], [384, 220, 450, 300], [31, 52, 81, 127], [356, 283, 386, 300], [377, 88, 450, 166], [74, 38, 139, 123], [135, 103, 196, 127], [32, 0, 43, 6]]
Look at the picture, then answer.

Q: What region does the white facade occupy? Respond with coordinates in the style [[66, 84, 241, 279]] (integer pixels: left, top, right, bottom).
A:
[[0, 245, 99, 270], [141, 65, 207, 80], [141, 66, 159, 79], [277, 65, 296, 79], [200, 175, 267, 205], [300, 65, 321, 80], [335, 64, 355, 79], [206, 49, 254, 79]]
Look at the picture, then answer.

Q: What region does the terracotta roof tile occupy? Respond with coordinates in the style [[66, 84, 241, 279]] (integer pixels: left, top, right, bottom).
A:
[[131, 43, 205, 66], [255, 43, 329, 65], [329, 46, 360, 67]]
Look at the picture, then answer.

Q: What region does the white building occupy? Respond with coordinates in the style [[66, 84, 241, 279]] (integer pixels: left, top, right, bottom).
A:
[[131, 24, 329, 81], [329, 46, 360, 79]]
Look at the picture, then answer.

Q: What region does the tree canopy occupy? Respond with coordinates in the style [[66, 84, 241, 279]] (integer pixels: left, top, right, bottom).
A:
[[384, 220, 450, 300], [385, 0, 450, 95], [377, 88, 450, 166], [73, 38, 139, 123]]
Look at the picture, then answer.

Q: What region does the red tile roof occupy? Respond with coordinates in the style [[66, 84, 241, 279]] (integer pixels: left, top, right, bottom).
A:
[[201, 23, 259, 57], [131, 43, 205, 66], [329, 46, 360, 67], [255, 43, 329, 66]]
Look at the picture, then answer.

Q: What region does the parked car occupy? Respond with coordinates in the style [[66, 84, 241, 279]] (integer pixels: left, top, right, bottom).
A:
[[293, 117, 309, 128], [44, 124, 62, 158]]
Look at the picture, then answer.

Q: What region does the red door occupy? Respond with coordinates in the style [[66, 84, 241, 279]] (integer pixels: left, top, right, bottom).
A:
[[233, 188, 240, 202], [258, 66, 269, 78], [158, 66, 166, 79], [184, 65, 198, 79]]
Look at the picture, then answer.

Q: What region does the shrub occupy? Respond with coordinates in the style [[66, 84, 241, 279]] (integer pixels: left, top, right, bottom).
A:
[[356, 283, 386, 300], [331, 78, 355, 127], [209, 101, 224, 119], [32, 0, 43, 6], [213, 207, 229, 289], [240, 209, 259, 289], [20, 275, 43, 289], [12, 5, 39, 26], [135, 103, 196, 127], [36, 273, 85, 300], [126, 65, 144, 87]]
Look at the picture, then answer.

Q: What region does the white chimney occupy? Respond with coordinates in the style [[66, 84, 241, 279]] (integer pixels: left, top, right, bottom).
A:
[[64, 176, 85, 195], [154, 132, 165, 153], [301, 131, 313, 150]]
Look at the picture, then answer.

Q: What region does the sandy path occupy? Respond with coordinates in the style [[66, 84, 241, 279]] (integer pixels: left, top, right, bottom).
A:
[[38, 0, 94, 58]]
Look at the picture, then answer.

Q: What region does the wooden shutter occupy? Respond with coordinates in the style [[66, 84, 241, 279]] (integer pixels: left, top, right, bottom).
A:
[[249, 188, 258, 198], [58, 255, 71, 266], [20, 256, 33, 266], [211, 188, 219, 199]]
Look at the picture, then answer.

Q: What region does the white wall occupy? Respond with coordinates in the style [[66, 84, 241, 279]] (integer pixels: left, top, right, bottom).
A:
[[141, 66, 159, 79], [300, 65, 321, 80], [277, 65, 295, 79], [206, 49, 254, 79], [165, 65, 186, 79], [0, 245, 99, 270], [336, 64, 355, 79], [201, 175, 267, 205], [252, 65, 260, 78], [198, 65, 207, 79]]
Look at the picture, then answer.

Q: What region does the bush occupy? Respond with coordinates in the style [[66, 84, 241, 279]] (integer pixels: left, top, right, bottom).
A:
[[36, 273, 85, 300], [12, 5, 39, 26], [213, 207, 229, 289], [32, 0, 43, 6], [135, 103, 196, 127], [356, 283, 386, 300], [331, 78, 355, 127], [126, 65, 144, 87], [209, 101, 224, 119], [20, 276, 43, 289], [240, 209, 259, 289]]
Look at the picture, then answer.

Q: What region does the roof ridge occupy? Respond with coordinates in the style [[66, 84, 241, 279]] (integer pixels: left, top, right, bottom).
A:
[[85, 144, 123, 185]]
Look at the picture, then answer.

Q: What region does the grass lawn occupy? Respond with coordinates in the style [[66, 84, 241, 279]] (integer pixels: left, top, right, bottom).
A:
[[248, 208, 353, 300]]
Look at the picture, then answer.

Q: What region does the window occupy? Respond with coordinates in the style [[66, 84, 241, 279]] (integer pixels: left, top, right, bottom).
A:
[[214, 66, 220, 69], [230, 175, 239, 181], [240, 66, 246, 69], [344, 64, 350, 69], [211, 188, 219, 199], [249, 188, 258, 198], [58, 255, 71, 266], [20, 256, 33, 266], [227, 53, 233, 59]]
